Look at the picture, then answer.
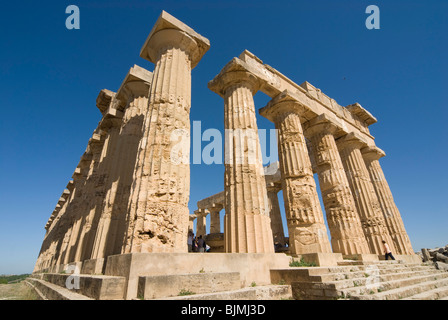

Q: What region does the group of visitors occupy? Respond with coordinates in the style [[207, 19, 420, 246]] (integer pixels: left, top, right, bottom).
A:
[[187, 232, 210, 253]]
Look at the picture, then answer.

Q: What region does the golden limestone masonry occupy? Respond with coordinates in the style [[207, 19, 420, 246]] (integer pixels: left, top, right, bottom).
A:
[[33, 11, 419, 300]]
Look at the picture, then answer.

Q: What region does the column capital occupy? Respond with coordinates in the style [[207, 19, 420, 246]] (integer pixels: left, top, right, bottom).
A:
[[116, 65, 153, 107], [208, 203, 224, 213], [140, 11, 210, 69], [346, 103, 377, 126], [194, 208, 209, 217], [259, 90, 316, 124], [361, 145, 386, 161], [336, 132, 369, 151], [303, 113, 348, 139], [96, 89, 116, 115], [208, 58, 261, 97]]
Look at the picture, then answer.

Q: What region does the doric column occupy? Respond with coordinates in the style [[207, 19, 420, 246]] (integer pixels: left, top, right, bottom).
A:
[[188, 214, 196, 233], [72, 132, 107, 262], [362, 146, 414, 255], [336, 133, 395, 255], [260, 91, 332, 255], [89, 66, 152, 260], [194, 209, 208, 238], [208, 61, 274, 254], [266, 182, 286, 247], [304, 115, 370, 256], [125, 12, 209, 253], [209, 204, 223, 234]]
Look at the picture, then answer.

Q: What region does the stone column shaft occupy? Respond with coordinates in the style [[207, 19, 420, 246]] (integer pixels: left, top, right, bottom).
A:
[[209, 206, 222, 234], [337, 133, 395, 255], [209, 65, 274, 253], [362, 147, 414, 255], [260, 92, 332, 255], [266, 184, 286, 247], [195, 210, 208, 238], [305, 118, 370, 256], [126, 15, 209, 253]]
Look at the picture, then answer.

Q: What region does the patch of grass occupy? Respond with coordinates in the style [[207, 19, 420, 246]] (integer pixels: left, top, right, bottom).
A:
[[278, 279, 286, 285], [289, 258, 317, 267], [250, 281, 257, 287], [178, 289, 196, 296]]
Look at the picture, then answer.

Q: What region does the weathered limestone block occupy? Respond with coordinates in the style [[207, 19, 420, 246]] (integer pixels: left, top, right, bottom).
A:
[[362, 146, 414, 255], [304, 114, 370, 256], [336, 133, 395, 255], [259, 90, 332, 255], [209, 59, 274, 253], [126, 11, 210, 253], [421, 248, 431, 262]]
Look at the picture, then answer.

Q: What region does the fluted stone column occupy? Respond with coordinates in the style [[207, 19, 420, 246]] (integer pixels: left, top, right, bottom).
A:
[[209, 62, 274, 254], [125, 12, 209, 253], [188, 214, 196, 233], [72, 132, 107, 262], [304, 115, 370, 256], [362, 146, 414, 255], [88, 67, 152, 260], [195, 209, 208, 238], [260, 91, 332, 255], [266, 182, 286, 247], [336, 133, 395, 255], [209, 205, 223, 234]]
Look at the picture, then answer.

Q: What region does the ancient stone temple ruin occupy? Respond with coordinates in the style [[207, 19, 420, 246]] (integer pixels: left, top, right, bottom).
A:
[[32, 11, 423, 300]]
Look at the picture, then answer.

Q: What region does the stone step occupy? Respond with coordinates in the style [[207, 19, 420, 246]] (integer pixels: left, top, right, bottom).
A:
[[272, 264, 435, 285], [338, 260, 403, 266], [346, 273, 448, 300], [155, 285, 292, 300], [31, 272, 126, 300], [137, 272, 241, 299], [311, 266, 437, 282], [25, 278, 93, 300], [403, 285, 448, 300]]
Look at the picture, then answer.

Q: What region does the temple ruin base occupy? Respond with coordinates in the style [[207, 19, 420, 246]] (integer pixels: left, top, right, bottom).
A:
[[104, 252, 291, 299]]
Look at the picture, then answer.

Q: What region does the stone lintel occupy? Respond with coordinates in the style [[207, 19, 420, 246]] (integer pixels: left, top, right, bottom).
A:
[[116, 65, 153, 105], [189, 214, 197, 221], [237, 50, 376, 144], [197, 191, 225, 210], [96, 89, 116, 115], [208, 58, 261, 97], [346, 103, 377, 126], [140, 10, 210, 68], [259, 89, 317, 124], [361, 145, 386, 161]]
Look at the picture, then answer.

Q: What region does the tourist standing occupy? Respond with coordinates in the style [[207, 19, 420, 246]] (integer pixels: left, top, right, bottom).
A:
[[197, 235, 206, 253], [383, 240, 395, 260]]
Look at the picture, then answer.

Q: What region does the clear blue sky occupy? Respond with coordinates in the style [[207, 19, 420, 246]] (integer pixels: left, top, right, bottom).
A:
[[0, 0, 447, 274]]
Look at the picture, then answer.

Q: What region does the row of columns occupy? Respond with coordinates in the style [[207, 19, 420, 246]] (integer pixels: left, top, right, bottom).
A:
[[209, 61, 414, 256], [34, 12, 210, 272]]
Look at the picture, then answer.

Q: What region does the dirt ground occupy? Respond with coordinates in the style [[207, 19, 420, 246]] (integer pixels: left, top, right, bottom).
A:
[[0, 282, 39, 300]]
